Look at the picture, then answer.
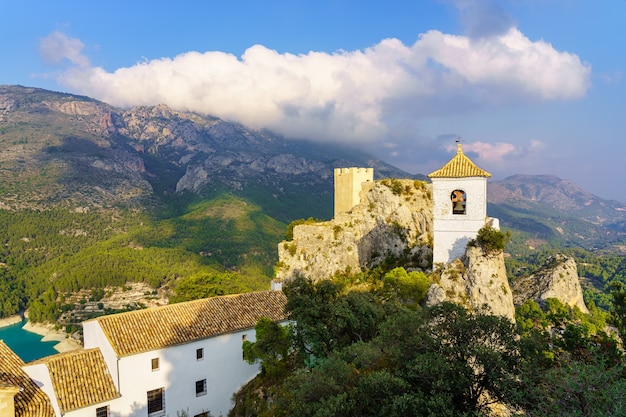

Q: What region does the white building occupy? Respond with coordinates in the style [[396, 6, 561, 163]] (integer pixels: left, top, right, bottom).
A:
[[15, 290, 287, 417], [428, 143, 498, 264]]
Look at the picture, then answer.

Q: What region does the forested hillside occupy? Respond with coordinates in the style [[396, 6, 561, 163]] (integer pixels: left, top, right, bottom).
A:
[[0, 194, 285, 320]]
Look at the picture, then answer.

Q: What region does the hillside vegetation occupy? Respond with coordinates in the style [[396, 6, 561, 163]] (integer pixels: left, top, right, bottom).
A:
[[233, 273, 625, 417], [0, 194, 284, 321]]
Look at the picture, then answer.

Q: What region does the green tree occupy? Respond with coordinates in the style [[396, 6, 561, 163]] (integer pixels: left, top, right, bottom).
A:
[[470, 225, 511, 255], [267, 302, 521, 417], [610, 281, 626, 339], [243, 317, 291, 378], [518, 357, 626, 417], [283, 276, 384, 360], [382, 267, 431, 308]]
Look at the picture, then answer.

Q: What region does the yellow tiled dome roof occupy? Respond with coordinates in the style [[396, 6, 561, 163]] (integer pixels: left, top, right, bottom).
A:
[[428, 144, 491, 178]]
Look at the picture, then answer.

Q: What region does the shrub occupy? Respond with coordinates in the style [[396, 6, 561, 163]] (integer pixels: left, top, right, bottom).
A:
[[469, 225, 511, 255], [333, 225, 343, 240]]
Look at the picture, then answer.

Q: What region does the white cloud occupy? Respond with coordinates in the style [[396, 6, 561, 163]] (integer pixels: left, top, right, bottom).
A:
[[414, 28, 591, 100], [529, 140, 547, 151], [47, 27, 590, 145], [39, 32, 90, 68], [449, 141, 516, 162]]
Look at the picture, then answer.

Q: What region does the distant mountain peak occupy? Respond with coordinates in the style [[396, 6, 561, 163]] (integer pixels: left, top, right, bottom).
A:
[[489, 174, 608, 212]]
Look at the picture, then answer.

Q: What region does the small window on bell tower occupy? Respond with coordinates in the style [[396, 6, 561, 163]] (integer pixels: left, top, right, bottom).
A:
[[451, 190, 466, 215]]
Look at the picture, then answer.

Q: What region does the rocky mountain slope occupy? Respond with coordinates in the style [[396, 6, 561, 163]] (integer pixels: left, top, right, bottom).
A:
[[489, 174, 626, 224], [511, 254, 589, 313], [488, 174, 626, 252], [2, 85, 625, 244], [0, 85, 411, 221]]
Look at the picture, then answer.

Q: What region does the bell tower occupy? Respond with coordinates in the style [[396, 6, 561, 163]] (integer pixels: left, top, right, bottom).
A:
[[428, 143, 496, 264]]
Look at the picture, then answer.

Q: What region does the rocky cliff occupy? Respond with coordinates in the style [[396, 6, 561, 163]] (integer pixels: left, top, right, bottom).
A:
[[426, 246, 516, 320], [511, 254, 589, 313], [275, 179, 433, 282], [0, 85, 416, 221], [275, 178, 517, 319]]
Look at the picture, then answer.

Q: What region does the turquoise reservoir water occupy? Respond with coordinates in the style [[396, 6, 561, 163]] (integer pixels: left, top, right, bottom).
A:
[[0, 320, 58, 362]]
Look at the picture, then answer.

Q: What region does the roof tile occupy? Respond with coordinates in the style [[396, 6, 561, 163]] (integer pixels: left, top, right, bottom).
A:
[[91, 290, 288, 357], [0, 341, 55, 417], [29, 349, 119, 413], [428, 144, 491, 178]]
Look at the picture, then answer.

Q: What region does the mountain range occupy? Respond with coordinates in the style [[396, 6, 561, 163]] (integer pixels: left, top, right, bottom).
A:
[[1, 84, 625, 286], [0, 85, 412, 221]]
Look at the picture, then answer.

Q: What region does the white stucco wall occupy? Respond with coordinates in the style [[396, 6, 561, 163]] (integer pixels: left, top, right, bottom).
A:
[[65, 402, 113, 417], [81, 326, 260, 417], [431, 177, 488, 264]]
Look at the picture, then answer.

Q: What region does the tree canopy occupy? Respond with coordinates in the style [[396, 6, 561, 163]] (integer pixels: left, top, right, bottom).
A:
[[233, 275, 626, 417]]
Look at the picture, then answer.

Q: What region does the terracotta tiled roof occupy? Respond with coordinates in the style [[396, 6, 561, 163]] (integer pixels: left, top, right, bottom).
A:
[[428, 144, 491, 178], [0, 341, 55, 417], [91, 290, 288, 357], [28, 348, 119, 413]]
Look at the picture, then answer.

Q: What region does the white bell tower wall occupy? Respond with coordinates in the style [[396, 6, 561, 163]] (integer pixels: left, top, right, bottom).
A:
[[431, 176, 488, 264]]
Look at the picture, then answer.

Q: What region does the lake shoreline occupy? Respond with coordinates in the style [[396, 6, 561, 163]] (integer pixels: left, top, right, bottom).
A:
[[0, 314, 23, 328], [0, 314, 81, 353], [22, 321, 82, 353]]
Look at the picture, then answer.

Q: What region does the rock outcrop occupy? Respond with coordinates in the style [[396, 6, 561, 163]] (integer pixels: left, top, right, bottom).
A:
[[275, 178, 518, 320], [426, 246, 516, 320], [275, 179, 433, 283], [511, 254, 588, 313]]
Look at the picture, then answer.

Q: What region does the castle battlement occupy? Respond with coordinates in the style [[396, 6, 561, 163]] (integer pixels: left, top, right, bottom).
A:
[[334, 167, 374, 217], [334, 167, 374, 176]]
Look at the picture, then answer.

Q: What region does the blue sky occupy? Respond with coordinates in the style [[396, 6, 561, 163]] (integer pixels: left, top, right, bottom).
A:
[[1, 0, 625, 200]]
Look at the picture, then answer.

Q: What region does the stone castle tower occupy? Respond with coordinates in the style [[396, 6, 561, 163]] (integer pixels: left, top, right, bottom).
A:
[[334, 167, 373, 217], [428, 143, 497, 264]]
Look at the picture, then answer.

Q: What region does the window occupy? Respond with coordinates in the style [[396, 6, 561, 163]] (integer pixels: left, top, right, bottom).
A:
[[451, 190, 466, 215], [96, 406, 109, 417], [151, 357, 159, 371], [195, 379, 207, 397], [196, 348, 204, 360], [242, 334, 248, 360], [147, 388, 165, 417]]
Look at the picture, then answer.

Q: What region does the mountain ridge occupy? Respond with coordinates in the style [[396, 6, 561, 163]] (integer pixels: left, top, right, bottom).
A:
[[2, 84, 626, 260], [0, 85, 415, 220]]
